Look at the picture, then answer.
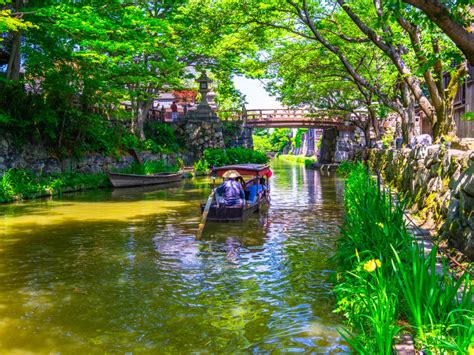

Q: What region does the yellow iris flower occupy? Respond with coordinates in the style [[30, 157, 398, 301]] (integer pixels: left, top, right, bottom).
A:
[[363, 259, 382, 272]]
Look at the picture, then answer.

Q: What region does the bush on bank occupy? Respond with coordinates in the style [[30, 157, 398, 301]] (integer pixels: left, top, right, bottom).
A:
[[335, 163, 473, 353], [0, 159, 178, 203], [193, 148, 269, 175], [0, 169, 109, 203]]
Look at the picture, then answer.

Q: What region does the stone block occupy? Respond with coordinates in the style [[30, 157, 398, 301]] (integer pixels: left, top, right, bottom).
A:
[[451, 138, 474, 151], [462, 229, 474, 260]]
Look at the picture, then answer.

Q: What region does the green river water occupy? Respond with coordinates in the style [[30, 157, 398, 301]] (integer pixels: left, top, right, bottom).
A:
[[0, 159, 349, 353]]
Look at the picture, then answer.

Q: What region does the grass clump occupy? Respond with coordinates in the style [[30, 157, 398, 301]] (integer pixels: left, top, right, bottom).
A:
[[117, 160, 179, 175], [334, 162, 473, 353], [336, 160, 357, 177]]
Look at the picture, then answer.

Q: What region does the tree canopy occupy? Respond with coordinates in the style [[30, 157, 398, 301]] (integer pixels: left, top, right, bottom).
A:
[[0, 0, 471, 155]]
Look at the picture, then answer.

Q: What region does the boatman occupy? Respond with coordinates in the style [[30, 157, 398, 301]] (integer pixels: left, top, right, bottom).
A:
[[216, 170, 245, 207]]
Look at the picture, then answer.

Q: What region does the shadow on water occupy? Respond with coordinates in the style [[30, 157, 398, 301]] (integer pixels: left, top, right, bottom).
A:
[[0, 159, 349, 353]]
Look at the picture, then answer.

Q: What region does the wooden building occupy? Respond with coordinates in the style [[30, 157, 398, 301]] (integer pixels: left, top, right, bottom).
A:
[[420, 64, 474, 138]]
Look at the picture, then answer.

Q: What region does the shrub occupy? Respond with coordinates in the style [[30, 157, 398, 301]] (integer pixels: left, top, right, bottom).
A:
[[144, 121, 179, 153], [253, 135, 273, 154], [203, 148, 229, 168], [121, 133, 142, 151], [203, 147, 269, 168], [193, 159, 210, 175], [227, 147, 268, 164]]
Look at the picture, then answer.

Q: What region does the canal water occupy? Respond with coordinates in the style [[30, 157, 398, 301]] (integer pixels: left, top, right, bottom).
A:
[[0, 159, 348, 353]]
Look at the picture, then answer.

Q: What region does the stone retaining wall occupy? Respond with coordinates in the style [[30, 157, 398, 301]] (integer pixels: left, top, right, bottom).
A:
[[221, 121, 253, 149], [173, 119, 225, 159], [0, 137, 179, 175], [362, 146, 473, 259]]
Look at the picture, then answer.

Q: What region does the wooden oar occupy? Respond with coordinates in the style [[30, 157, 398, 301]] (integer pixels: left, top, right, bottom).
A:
[[196, 189, 215, 240]]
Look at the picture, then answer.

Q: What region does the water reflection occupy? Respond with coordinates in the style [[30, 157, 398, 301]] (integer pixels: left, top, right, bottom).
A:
[[0, 159, 348, 353]]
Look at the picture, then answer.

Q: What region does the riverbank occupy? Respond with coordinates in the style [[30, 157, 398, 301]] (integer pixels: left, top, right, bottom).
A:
[[0, 160, 180, 203], [0, 147, 269, 203], [334, 162, 473, 353], [277, 154, 317, 167]]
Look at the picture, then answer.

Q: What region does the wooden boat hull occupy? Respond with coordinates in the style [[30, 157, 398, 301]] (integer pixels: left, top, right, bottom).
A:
[[200, 194, 268, 222], [108, 172, 182, 188], [200, 164, 272, 223]]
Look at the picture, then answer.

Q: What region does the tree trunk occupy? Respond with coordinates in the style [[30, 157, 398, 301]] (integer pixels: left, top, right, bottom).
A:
[[6, 31, 21, 81], [363, 125, 371, 147], [400, 81, 416, 144], [135, 101, 152, 141], [368, 107, 380, 141]]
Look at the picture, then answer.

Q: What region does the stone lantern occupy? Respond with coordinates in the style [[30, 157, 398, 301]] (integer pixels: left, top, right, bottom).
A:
[[196, 71, 212, 114]]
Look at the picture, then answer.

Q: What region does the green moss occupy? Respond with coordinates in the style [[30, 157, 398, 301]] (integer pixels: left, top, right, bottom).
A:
[[417, 192, 441, 222]]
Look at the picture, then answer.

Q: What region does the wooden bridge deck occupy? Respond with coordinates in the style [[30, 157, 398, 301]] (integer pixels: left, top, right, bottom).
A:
[[219, 109, 354, 130]]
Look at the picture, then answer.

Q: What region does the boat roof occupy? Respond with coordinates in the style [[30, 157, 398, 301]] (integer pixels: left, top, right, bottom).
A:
[[212, 164, 272, 177]]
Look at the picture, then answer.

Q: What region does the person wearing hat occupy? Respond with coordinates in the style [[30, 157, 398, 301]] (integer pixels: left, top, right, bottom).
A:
[[216, 170, 245, 207]]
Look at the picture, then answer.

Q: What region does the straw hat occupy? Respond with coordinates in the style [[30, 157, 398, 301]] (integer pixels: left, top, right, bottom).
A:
[[222, 170, 241, 179]]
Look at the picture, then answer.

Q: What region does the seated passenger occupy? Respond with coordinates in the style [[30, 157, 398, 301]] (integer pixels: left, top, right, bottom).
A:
[[216, 170, 245, 207], [246, 185, 258, 203], [246, 183, 265, 203]]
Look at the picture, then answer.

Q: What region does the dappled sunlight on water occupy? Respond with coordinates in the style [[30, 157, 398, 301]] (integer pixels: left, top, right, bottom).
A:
[[0, 159, 348, 353], [1, 200, 189, 235]]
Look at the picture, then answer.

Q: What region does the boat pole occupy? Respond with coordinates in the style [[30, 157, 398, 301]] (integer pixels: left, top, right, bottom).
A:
[[196, 189, 215, 240]]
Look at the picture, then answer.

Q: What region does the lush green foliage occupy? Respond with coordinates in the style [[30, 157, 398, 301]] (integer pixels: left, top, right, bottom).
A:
[[334, 163, 473, 353], [204, 148, 268, 167], [194, 148, 269, 174], [252, 128, 292, 154], [252, 135, 274, 154], [336, 160, 357, 177], [1, 0, 253, 157], [193, 159, 210, 176], [144, 122, 180, 154], [0, 168, 109, 203], [278, 155, 317, 167], [0, 81, 132, 158], [116, 161, 179, 176], [198, 0, 470, 140], [226, 147, 268, 165]]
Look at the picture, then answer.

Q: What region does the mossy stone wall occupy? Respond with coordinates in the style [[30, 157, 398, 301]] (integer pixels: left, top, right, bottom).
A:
[[363, 146, 473, 259]]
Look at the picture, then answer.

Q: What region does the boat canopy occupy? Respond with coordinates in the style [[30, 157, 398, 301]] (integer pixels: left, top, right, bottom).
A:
[[212, 164, 272, 178]]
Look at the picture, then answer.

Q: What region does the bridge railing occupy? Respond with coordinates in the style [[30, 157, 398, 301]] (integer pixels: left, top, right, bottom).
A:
[[217, 108, 349, 124]]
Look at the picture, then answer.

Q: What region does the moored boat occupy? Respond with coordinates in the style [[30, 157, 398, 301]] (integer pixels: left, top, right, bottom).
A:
[[200, 164, 272, 222], [108, 171, 183, 188]]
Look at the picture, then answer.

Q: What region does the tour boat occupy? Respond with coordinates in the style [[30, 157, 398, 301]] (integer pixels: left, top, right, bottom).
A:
[[200, 164, 272, 222], [107, 171, 183, 188]]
